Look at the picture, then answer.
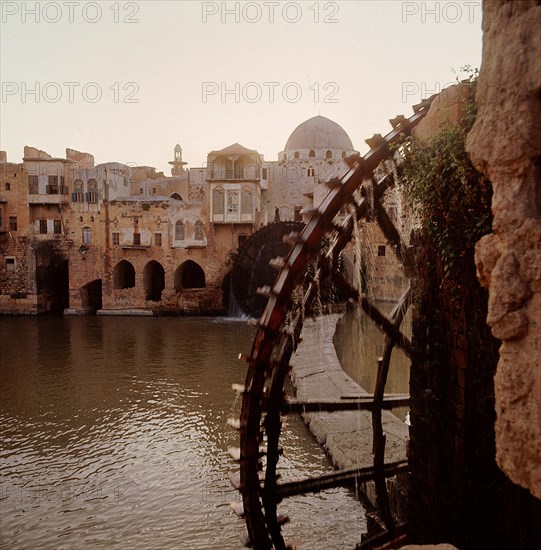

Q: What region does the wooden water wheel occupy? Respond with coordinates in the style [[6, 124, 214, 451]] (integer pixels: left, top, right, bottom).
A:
[[228, 97, 436, 549]]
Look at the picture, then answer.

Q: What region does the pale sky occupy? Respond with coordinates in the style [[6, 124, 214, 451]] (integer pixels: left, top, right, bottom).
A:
[[0, 0, 483, 171]]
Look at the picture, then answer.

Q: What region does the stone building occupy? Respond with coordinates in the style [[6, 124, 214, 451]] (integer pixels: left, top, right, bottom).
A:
[[1, 115, 404, 316]]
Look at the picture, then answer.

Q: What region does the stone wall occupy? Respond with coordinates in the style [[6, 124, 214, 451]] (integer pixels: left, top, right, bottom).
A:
[[408, 233, 540, 548], [466, 0, 541, 500]]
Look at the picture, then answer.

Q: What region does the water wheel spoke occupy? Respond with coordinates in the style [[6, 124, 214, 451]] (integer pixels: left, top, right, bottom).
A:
[[271, 460, 408, 501], [281, 395, 410, 414]]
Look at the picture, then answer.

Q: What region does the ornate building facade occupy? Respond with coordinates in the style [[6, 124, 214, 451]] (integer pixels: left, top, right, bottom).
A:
[[0, 115, 402, 315]]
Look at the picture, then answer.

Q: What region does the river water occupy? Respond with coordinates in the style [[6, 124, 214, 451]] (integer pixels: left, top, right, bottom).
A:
[[0, 316, 366, 550]]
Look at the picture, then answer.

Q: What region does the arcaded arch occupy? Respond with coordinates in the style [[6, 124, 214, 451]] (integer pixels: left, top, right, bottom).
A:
[[143, 260, 165, 301], [113, 260, 135, 289], [174, 260, 206, 290]]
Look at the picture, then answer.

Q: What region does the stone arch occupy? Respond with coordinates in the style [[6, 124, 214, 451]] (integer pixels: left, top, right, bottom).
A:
[[170, 192, 182, 201], [174, 260, 206, 290], [143, 260, 165, 301], [113, 260, 135, 289], [309, 150, 316, 158]]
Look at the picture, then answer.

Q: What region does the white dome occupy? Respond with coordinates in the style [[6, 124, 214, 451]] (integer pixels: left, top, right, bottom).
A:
[[284, 116, 354, 152]]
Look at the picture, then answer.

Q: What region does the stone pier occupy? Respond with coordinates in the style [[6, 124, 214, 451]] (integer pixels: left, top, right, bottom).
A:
[[290, 313, 408, 471]]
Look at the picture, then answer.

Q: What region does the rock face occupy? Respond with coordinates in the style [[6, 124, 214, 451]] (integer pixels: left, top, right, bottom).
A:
[[466, 0, 541, 499]]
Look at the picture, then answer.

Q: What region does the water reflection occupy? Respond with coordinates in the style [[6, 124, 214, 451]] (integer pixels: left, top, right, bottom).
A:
[[334, 307, 411, 421], [1, 316, 365, 549]]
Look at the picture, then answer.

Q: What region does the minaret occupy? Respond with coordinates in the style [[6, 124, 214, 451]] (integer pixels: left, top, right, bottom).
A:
[[169, 144, 188, 176]]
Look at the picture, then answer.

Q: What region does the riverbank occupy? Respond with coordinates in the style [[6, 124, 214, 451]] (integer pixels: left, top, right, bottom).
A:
[[289, 313, 408, 470]]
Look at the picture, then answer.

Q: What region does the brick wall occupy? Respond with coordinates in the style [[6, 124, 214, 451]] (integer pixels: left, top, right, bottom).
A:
[[407, 237, 541, 548]]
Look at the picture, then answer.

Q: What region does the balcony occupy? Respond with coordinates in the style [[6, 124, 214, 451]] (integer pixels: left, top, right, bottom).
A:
[[28, 193, 69, 205], [207, 170, 260, 182]]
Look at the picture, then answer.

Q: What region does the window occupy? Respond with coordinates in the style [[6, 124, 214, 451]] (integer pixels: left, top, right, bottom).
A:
[[9, 216, 17, 231], [294, 151, 300, 159], [262, 168, 268, 180], [152, 187, 157, 195], [112, 232, 120, 246], [227, 190, 239, 213], [326, 150, 332, 159], [28, 175, 39, 194], [5, 183, 10, 191], [342, 151, 347, 159], [307, 166, 315, 177], [47, 175, 59, 194], [175, 220, 185, 240], [213, 187, 225, 217], [39, 219, 48, 234], [139, 188, 144, 194], [309, 150, 315, 158], [6, 258, 15, 272], [194, 221, 204, 241], [54, 220, 62, 234], [155, 233, 162, 246], [241, 187, 253, 218], [82, 227, 92, 244], [86, 179, 98, 203], [378, 245, 386, 257], [133, 233, 141, 246], [72, 180, 84, 202]]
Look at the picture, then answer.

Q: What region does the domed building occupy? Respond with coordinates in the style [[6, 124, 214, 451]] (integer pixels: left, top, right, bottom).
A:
[[264, 115, 358, 223], [279, 115, 358, 162]]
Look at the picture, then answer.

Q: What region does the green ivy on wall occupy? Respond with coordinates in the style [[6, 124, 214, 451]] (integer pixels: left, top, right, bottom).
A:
[[397, 68, 492, 282]]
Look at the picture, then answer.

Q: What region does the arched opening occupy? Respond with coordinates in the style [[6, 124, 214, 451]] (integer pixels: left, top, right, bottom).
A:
[[294, 151, 300, 159], [342, 151, 347, 158], [175, 260, 206, 290], [143, 261, 165, 301], [113, 260, 135, 289], [309, 150, 316, 158], [326, 150, 333, 159], [81, 279, 102, 311], [170, 192, 182, 201], [307, 166, 315, 177], [34, 241, 69, 312]]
